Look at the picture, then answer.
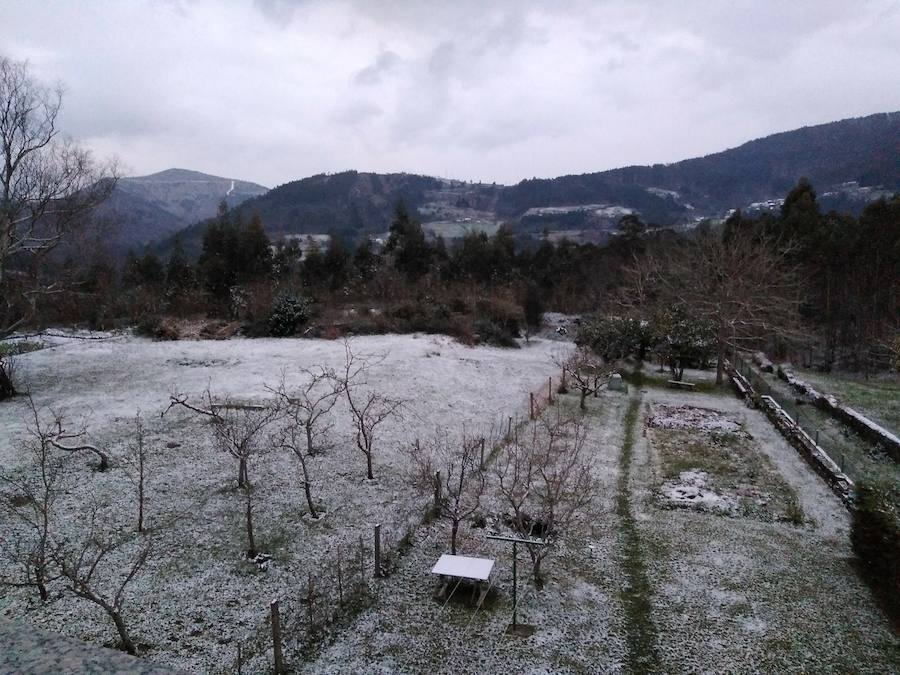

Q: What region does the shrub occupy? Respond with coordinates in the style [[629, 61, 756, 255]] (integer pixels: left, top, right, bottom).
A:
[[474, 318, 519, 348], [134, 314, 162, 337], [268, 292, 311, 337], [851, 479, 900, 626]]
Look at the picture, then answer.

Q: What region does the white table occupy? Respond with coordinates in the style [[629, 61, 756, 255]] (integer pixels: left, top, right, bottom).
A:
[[431, 554, 495, 602]]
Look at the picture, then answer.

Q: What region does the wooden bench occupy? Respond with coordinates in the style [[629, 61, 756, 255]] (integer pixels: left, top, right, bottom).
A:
[[667, 380, 696, 390]]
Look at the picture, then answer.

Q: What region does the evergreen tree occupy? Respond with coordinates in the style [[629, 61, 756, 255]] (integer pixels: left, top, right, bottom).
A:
[[323, 231, 350, 290], [165, 238, 194, 298], [385, 200, 431, 281]]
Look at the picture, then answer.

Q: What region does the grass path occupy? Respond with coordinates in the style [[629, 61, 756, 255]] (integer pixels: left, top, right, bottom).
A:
[[615, 394, 661, 674]]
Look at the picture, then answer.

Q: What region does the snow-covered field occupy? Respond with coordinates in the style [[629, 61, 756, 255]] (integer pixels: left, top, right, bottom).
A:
[[0, 333, 568, 672], [2, 338, 898, 673]]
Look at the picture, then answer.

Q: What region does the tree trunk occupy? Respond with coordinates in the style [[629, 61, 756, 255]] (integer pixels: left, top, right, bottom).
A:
[[109, 609, 137, 655], [366, 450, 374, 480], [579, 389, 587, 410], [238, 458, 247, 488], [245, 488, 256, 558], [0, 362, 15, 401], [305, 423, 315, 455], [715, 336, 726, 385], [137, 477, 144, 533], [450, 520, 459, 555], [35, 567, 48, 602]]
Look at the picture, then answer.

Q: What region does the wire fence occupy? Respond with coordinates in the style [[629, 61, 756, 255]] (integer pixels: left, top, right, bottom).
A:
[[732, 352, 861, 478]]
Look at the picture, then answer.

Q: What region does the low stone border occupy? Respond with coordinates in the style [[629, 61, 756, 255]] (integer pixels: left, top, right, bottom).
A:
[[776, 365, 900, 463], [726, 361, 854, 507]]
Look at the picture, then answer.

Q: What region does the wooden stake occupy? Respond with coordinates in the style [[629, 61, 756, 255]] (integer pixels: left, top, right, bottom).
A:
[[236, 644, 243, 675], [480, 437, 485, 469], [548, 376, 553, 403], [507, 416, 512, 440], [529, 392, 535, 420], [374, 523, 382, 578], [337, 545, 344, 605], [270, 599, 284, 674], [307, 573, 314, 634]]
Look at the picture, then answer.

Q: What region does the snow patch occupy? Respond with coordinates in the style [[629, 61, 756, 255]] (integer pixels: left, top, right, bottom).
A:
[[648, 404, 745, 435], [659, 470, 738, 514]]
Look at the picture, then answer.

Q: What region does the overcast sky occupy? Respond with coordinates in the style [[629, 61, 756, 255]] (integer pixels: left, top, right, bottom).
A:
[[5, 0, 900, 187]]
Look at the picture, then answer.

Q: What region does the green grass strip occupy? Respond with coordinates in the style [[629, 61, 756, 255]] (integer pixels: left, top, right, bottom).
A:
[[616, 396, 662, 674]]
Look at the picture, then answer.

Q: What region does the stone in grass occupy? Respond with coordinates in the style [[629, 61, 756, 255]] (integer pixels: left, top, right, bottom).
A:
[[608, 373, 627, 392]]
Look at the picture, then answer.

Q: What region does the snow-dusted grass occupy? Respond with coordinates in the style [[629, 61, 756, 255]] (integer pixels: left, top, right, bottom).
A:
[[303, 380, 900, 673], [648, 404, 801, 522], [0, 333, 568, 672], [798, 368, 900, 435], [635, 388, 899, 672], [752, 365, 900, 490]]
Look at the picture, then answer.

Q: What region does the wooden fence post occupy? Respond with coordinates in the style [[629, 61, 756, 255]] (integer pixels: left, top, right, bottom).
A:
[[480, 437, 485, 469], [236, 644, 243, 675], [529, 392, 535, 420], [548, 376, 553, 403], [374, 523, 382, 578], [358, 535, 365, 586], [307, 573, 315, 634], [507, 416, 513, 440], [337, 545, 344, 605], [270, 599, 284, 675]]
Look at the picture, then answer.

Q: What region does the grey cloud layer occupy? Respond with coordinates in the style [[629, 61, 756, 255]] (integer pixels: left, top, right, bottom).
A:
[[5, 0, 899, 186]]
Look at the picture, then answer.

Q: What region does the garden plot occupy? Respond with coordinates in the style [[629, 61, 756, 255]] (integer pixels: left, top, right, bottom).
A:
[[0, 333, 568, 673], [635, 389, 900, 672], [647, 403, 800, 522]]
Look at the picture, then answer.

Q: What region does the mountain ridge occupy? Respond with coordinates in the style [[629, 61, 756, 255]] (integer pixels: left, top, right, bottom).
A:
[[151, 111, 899, 254]]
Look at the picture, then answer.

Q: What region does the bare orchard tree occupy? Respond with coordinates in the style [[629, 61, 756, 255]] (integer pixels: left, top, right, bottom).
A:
[[0, 57, 117, 376], [342, 341, 402, 480], [163, 391, 280, 557], [163, 391, 280, 488], [271, 367, 343, 518], [51, 511, 150, 655], [631, 226, 801, 384], [41, 407, 110, 471], [408, 433, 486, 554], [270, 366, 344, 456], [558, 347, 613, 410], [495, 414, 598, 585], [0, 397, 66, 600], [121, 411, 152, 533]]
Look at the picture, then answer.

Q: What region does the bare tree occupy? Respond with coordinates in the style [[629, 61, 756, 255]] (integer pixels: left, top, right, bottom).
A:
[[630, 227, 801, 384], [163, 391, 279, 557], [121, 411, 151, 532], [271, 367, 343, 519], [44, 410, 110, 471], [0, 397, 65, 600], [270, 366, 344, 456], [0, 57, 117, 353], [51, 512, 150, 655], [163, 391, 279, 488], [409, 433, 486, 554], [559, 347, 613, 410], [342, 341, 402, 480], [495, 413, 597, 585]]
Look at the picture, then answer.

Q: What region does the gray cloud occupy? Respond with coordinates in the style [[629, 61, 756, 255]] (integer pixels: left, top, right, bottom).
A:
[[4, 0, 899, 186], [354, 50, 402, 86]]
